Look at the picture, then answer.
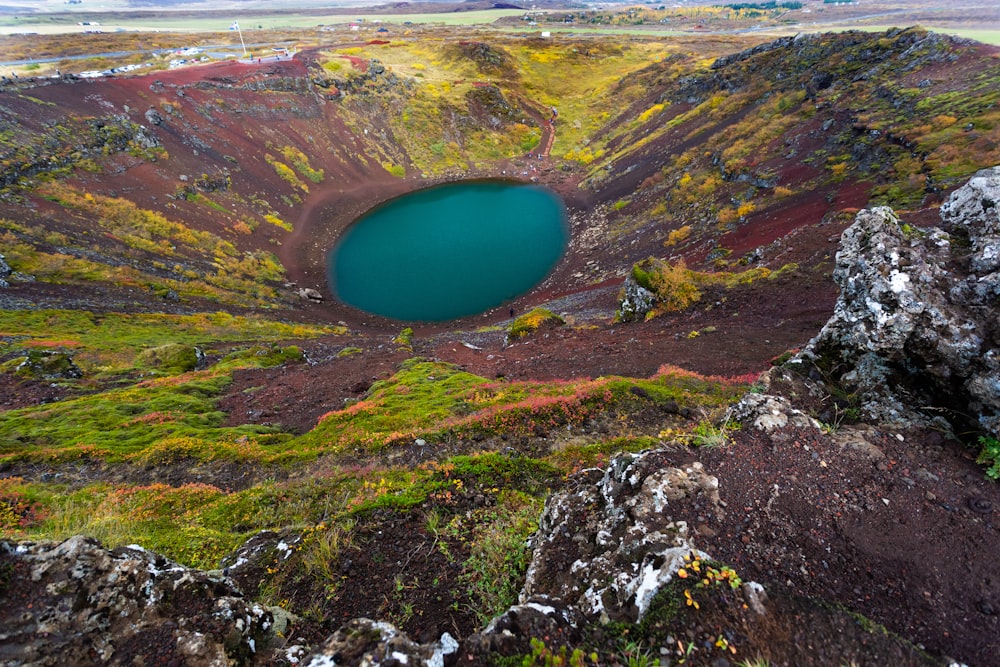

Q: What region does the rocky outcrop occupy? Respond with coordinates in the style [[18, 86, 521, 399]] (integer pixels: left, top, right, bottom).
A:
[[725, 391, 821, 432], [0, 536, 276, 666], [520, 453, 721, 623], [0, 114, 160, 187], [465, 85, 521, 129], [615, 270, 657, 322], [0, 253, 10, 288], [792, 167, 1000, 437], [940, 166, 1000, 274], [10, 349, 83, 379], [297, 287, 325, 302], [134, 343, 203, 374], [302, 618, 459, 667], [448, 41, 514, 76], [145, 107, 164, 125], [293, 445, 940, 666]]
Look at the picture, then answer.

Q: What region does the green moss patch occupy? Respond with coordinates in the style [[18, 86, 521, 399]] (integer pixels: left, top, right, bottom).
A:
[[509, 307, 565, 340]]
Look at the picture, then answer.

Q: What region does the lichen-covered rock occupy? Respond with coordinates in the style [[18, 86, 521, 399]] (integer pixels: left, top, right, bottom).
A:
[[145, 107, 164, 125], [0, 252, 11, 288], [301, 618, 459, 667], [463, 598, 583, 657], [726, 392, 821, 432], [11, 349, 83, 379], [519, 451, 722, 623], [794, 170, 1000, 436], [0, 536, 276, 666], [298, 287, 325, 302], [220, 529, 302, 600], [616, 257, 701, 322], [615, 271, 657, 322], [135, 342, 203, 374], [939, 165, 1000, 274]]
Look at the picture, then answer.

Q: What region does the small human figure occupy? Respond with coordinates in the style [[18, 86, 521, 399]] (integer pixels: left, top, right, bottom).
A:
[[509, 307, 515, 318]]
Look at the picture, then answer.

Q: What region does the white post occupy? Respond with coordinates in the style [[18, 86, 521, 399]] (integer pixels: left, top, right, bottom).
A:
[[235, 21, 248, 58]]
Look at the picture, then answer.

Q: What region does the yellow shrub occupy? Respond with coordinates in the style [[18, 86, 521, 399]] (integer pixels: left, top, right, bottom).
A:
[[717, 207, 739, 225], [664, 225, 692, 247], [697, 175, 721, 196], [829, 162, 849, 180], [265, 154, 308, 192], [650, 259, 701, 312], [932, 114, 957, 130], [638, 103, 666, 124], [279, 146, 325, 184], [529, 51, 560, 64], [264, 214, 292, 232], [232, 220, 253, 235], [509, 307, 564, 339]]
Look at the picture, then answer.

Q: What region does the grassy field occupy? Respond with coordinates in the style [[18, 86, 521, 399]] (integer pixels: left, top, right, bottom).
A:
[[3, 5, 995, 45], [876, 26, 1000, 45], [0, 9, 526, 35]]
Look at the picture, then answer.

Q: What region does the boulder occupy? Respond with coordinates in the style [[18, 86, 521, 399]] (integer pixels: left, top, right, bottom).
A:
[[297, 287, 325, 302], [0, 537, 275, 666], [939, 165, 1000, 274], [134, 342, 202, 374], [0, 252, 10, 288], [301, 618, 459, 667], [520, 451, 722, 623], [726, 392, 821, 432], [792, 169, 1000, 437], [615, 271, 657, 322], [144, 107, 164, 126], [11, 349, 83, 379]]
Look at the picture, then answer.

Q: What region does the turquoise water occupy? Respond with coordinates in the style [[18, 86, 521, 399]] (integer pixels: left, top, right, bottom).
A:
[[328, 181, 568, 322]]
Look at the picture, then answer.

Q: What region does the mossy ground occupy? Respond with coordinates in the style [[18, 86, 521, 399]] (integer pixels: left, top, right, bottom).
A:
[[0, 333, 755, 645]]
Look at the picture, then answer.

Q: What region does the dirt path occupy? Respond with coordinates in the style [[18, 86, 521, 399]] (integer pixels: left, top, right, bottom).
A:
[[513, 93, 556, 159], [539, 119, 555, 157]]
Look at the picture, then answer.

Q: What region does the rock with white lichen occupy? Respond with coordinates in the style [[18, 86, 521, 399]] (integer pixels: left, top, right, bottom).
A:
[[0, 536, 275, 666], [301, 618, 459, 667], [791, 167, 1000, 438], [0, 253, 11, 288], [519, 451, 721, 623]]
